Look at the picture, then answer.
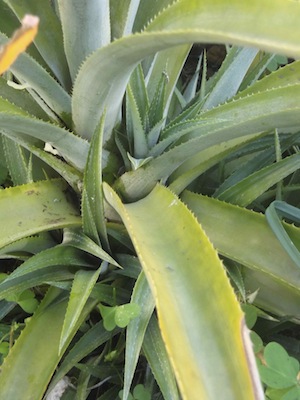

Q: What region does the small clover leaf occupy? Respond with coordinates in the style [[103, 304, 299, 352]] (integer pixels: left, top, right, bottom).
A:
[[119, 384, 150, 400], [258, 342, 299, 389], [250, 331, 263, 353], [115, 303, 140, 328], [132, 384, 151, 400], [98, 304, 117, 331], [99, 303, 140, 331], [242, 304, 258, 329]]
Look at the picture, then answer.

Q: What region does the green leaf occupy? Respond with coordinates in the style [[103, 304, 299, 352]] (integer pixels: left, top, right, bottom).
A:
[[145, 44, 191, 116], [73, 0, 300, 140], [117, 83, 300, 201], [122, 272, 155, 400], [142, 315, 180, 400], [250, 332, 263, 354], [266, 201, 300, 269], [202, 46, 258, 111], [98, 304, 117, 331], [0, 76, 48, 120], [0, 114, 89, 170], [133, 384, 151, 400], [2, 136, 31, 185], [104, 182, 263, 399], [115, 303, 140, 328], [126, 83, 149, 158], [258, 342, 299, 389], [4, 0, 71, 89], [58, 0, 110, 81], [46, 322, 121, 395], [0, 288, 74, 400], [182, 192, 300, 319], [217, 154, 300, 206], [0, 32, 72, 125], [242, 304, 258, 329], [62, 228, 119, 267], [0, 179, 81, 250], [59, 268, 101, 353], [82, 113, 109, 249], [0, 245, 91, 299]]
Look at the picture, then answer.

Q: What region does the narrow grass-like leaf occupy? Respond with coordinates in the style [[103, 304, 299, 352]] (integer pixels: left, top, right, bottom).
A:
[[182, 191, 300, 320], [104, 183, 263, 400], [218, 154, 300, 206], [168, 133, 264, 194], [63, 228, 119, 267], [47, 322, 121, 394], [143, 314, 180, 400], [0, 179, 81, 249], [122, 272, 155, 400], [214, 133, 300, 197], [0, 245, 91, 299], [266, 201, 300, 269], [82, 113, 109, 249], [59, 268, 101, 353]]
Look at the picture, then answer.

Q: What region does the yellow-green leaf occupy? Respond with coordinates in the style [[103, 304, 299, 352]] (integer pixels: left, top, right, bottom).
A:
[[104, 183, 263, 400]]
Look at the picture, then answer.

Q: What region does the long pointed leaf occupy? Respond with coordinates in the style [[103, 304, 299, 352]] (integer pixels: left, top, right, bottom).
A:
[[0, 113, 89, 170], [143, 314, 180, 400], [117, 84, 300, 201], [123, 272, 155, 400], [0, 289, 70, 400], [104, 182, 263, 400], [182, 191, 300, 320], [58, 0, 110, 81], [59, 268, 101, 353], [82, 113, 109, 249]]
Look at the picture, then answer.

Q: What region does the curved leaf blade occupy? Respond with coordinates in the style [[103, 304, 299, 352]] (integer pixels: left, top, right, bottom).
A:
[[122, 272, 155, 400], [104, 183, 263, 400], [0, 113, 89, 170], [0, 289, 70, 400], [0, 179, 81, 249], [59, 268, 101, 353], [182, 191, 300, 320]]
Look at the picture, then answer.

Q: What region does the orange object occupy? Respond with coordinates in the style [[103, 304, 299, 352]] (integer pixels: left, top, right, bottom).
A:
[[0, 14, 39, 75]]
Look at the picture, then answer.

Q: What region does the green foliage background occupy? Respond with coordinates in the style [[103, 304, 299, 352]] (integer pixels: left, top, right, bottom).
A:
[[0, 1, 300, 399]]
